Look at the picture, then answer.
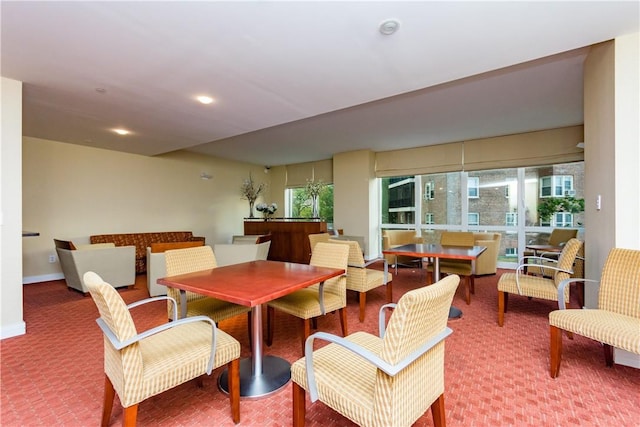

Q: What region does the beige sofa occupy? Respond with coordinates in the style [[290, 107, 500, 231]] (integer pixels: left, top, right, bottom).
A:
[[213, 241, 271, 267], [54, 239, 135, 294], [473, 232, 502, 275], [146, 241, 205, 297]]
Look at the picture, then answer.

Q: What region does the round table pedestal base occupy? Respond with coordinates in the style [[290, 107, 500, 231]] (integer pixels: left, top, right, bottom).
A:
[[449, 306, 463, 319], [218, 355, 291, 399]]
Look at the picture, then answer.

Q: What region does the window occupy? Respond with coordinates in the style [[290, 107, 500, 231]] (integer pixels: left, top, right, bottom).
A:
[[425, 213, 434, 224], [468, 212, 479, 226], [424, 181, 435, 200], [505, 247, 518, 257], [286, 185, 334, 223], [554, 212, 574, 227], [540, 175, 573, 198], [468, 177, 479, 198], [505, 212, 517, 227]]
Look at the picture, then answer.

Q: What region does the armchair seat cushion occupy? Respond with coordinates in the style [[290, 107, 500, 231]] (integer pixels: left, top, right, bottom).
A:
[[498, 272, 566, 301], [268, 285, 344, 319], [291, 331, 380, 422], [549, 310, 640, 354]]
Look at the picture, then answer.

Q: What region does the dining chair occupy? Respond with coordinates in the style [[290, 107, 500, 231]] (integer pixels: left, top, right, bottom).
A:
[[266, 242, 349, 355], [524, 228, 578, 275], [308, 232, 331, 253], [291, 274, 460, 427], [328, 238, 392, 322], [164, 246, 251, 327], [83, 271, 241, 426], [549, 248, 640, 378], [497, 238, 583, 326], [426, 231, 476, 304]]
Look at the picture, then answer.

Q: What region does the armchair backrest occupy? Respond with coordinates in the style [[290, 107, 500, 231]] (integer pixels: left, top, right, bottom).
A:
[[382, 230, 421, 248], [309, 242, 348, 300], [83, 272, 143, 397], [554, 238, 583, 286], [598, 248, 640, 318], [440, 231, 475, 247], [164, 246, 218, 317], [375, 274, 459, 425], [549, 229, 578, 246], [308, 233, 331, 253]]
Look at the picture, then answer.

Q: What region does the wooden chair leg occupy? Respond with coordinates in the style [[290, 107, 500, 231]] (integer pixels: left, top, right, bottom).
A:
[[358, 292, 366, 322], [292, 381, 306, 427], [122, 404, 138, 427], [386, 282, 393, 303], [550, 325, 563, 378], [101, 375, 115, 427], [228, 358, 240, 424], [497, 291, 505, 327], [196, 376, 204, 388], [604, 343, 614, 367], [430, 393, 446, 427], [266, 306, 275, 346], [302, 318, 311, 355], [470, 275, 475, 294], [311, 318, 318, 329], [338, 307, 348, 337]]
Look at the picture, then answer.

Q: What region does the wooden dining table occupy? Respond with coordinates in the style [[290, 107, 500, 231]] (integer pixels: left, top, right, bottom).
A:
[[157, 260, 345, 398], [382, 243, 486, 319]]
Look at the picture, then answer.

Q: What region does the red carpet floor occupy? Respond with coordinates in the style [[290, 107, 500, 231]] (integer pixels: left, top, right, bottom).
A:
[[2, 267, 639, 426]]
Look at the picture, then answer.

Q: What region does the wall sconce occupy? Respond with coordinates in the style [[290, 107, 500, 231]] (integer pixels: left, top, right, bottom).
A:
[[200, 172, 212, 180], [264, 166, 271, 174]]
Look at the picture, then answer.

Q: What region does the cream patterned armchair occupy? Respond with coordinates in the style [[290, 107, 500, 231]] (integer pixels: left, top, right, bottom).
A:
[[83, 271, 241, 426], [381, 229, 424, 273], [473, 232, 502, 275], [426, 231, 476, 304], [328, 238, 392, 322], [497, 238, 583, 326], [164, 246, 251, 324], [291, 274, 460, 427], [267, 242, 349, 355], [54, 239, 135, 294], [549, 248, 640, 378]]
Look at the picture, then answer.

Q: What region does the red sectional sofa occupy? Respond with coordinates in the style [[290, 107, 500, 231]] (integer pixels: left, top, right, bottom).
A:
[[90, 231, 205, 274]]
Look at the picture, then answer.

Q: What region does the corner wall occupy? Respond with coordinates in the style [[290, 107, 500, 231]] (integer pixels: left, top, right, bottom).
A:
[[1, 77, 25, 339]]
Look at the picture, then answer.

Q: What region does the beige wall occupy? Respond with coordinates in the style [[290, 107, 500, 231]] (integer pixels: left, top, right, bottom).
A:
[[22, 137, 271, 282], [333, 150, 378, 257], [583, 35, 640, 308], [1, 77, 25, 339]]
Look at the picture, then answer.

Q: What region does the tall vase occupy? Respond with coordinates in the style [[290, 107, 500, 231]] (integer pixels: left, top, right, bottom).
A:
[[312, 195, 320, 218], [248, 200, 255, 218]]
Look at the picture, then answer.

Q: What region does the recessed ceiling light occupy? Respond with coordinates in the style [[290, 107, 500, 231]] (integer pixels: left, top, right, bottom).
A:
[[196, 95, 214, 105], [379, 19, 400, 35], [113, 128, 130, 135]]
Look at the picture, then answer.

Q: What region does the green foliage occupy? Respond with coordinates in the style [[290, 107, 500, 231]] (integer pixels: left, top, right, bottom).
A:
[[537, 196, 585, 223], [291, 185, 334, 221]]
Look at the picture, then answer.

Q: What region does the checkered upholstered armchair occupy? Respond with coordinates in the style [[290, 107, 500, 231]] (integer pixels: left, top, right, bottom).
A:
[[549, 248, 640, 378], [328, 238, 392, 322], [291, 274, 460, 427], [497, 238, 583, 326], [308, 232, 331, 254], [163, 246, 251, 323], [267, 242, 349, 355], [83, 271, 241, 426]]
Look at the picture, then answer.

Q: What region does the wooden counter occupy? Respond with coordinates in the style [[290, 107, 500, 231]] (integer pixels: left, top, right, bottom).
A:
[[244, 220, 327, 264]]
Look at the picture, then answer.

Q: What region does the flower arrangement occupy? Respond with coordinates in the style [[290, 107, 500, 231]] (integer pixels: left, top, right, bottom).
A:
[[240, 173, 266, 218], [256, 202, 278, 219], [304, 179, 326, 218]]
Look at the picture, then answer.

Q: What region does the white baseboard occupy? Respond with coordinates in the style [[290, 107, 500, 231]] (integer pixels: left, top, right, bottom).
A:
[[615, 348, 640, 368], [23, 273, 64, 284], [1, 321, 26, 340]]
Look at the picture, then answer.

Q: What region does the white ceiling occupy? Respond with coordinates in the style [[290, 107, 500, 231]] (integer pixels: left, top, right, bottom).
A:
[[2, 1, 638, 166]]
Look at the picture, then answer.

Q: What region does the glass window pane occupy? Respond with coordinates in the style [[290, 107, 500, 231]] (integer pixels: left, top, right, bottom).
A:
[[381, 176, 415, 225], [526, 163, 584, 226], [418, 172, 461, 226], [468, 169, 518, 227]]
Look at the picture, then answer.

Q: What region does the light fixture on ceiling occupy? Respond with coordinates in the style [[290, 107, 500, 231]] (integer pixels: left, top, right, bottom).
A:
[[200, 172, 212, 180], [264, 166, 271, 174], [379, 19, 400, 35], [113, 128, 130, 135], [196, 95, 214, 105]]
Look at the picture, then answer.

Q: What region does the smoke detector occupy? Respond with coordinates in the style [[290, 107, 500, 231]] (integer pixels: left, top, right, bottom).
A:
[[379, 19, 400, 35]]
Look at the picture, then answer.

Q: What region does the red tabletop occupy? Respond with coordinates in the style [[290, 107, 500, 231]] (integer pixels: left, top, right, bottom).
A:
[[157, 260, 345, 307], [383, 243, 486, 260]]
